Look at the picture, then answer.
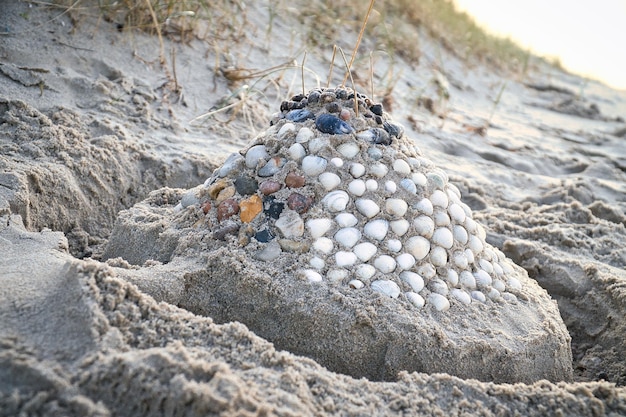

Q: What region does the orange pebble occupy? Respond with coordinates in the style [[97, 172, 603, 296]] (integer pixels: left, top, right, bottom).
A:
[[240, 195, 262, 223]]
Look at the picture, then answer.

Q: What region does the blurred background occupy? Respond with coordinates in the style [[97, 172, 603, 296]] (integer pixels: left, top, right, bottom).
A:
[[454, 0, 626, 90]]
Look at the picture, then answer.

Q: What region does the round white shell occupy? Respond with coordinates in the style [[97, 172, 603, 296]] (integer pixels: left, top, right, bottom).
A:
[[371, 280, 401, 298], [322, 190, 350, 212]]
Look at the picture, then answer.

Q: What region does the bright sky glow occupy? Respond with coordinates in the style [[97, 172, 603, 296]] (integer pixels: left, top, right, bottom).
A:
[[453, 0, 626, 90]]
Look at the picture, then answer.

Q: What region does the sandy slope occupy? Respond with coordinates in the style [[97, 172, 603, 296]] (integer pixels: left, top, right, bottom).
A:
[[1, 1, 626, 415]]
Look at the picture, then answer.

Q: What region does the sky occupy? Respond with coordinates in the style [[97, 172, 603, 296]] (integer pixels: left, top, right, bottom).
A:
[[453, 0, 626, 91]]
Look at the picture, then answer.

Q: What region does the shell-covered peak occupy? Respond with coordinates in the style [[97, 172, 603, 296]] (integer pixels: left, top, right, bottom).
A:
[[198, 86, 522, 312]]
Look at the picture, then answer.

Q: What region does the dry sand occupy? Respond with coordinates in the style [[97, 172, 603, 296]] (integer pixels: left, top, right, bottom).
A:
[[1, 1, 626, 416]]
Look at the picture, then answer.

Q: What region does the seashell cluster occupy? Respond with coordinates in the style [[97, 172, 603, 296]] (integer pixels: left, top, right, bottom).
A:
[[195, 87, 523, 312]]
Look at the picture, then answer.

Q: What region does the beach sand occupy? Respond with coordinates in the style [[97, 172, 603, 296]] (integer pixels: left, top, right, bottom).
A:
[[1, 1, 625, 415]]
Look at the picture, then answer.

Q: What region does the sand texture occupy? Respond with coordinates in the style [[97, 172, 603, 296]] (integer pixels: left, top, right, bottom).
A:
[[1, 1, 626, 416]]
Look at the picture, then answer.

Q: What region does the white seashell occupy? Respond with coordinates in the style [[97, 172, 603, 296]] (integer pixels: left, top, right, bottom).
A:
[[396, 253, 416, 270], [369, 162, 388, 178], [429, 278, 449, 296], [335, 213, 358, 228], [501, 260, 515, 275], [432, 227, 454, 249], [468, 235, 484, 255], [308, 137, 327, 154], [217, 152, 244, 178], [476, 224, 487, 241], [356, 199, 380, 218], [393, 159, 411, 175], [353, 242, 377, 261], [349, 163, 366, 178], [301, 269, 322, 283], [385, 198, 408, 217], [453, 251, 469, 269], [430, 190, 449, 208], [337, 142, 360, 158], [322, 190, 350, 212], [464, 217, 478, 234], [453, 225, 469, 245], [447, 183, 462, 199], [327, 269, 348, 282], [295, 127, 314, 143], [301, 155, 328, 176], [411, 172, 427, 187], [400, 178, 417, 194], [406, 291, 425, 309], [363, 219, 389, 241], [459, 271, 476, 289], [488, 288, 501, 300], [408, 157, 420, 169], [318, 172, 341, 190], [447, 269, 459, 286], [417, 263, 436, 279], [429, 293, 450, 311], [330, 157, 344, 167], [502, 292, 517, 302], [434, 211, 451, 226], [335, 251, 357, 267], [313, 237, 334, 254], [371, 280, 401, 298], [387, 239, 402, 253], [374, 255, 396, 273], [474, 270, 492, 287], [414, 198, 434, 215], [492, 279, 506, 292], [334, 227, 361, 248], [365, 179, 378, 191], [309, 256, 325, 270], [400, 271, 424, 292], [355, 264, 376, 280], [479, 258, 494, 274], [349, 279, 364, 289], [306, 218, 332, 238], [275, 210, 304, 238], [347, 179, 366, 196], [405, 236, 430, 260], [493, 262, 504, 276], [451, 288, 472, 304], [288, 143, 306, 161], [448, 203, 466, 223], [430, 246, 448, 267], [464, 248, 475, 265], [245, 145, 268, 168], [507, 277, 522, 291], [385, 181, 397, 193], [278, 122, 296, 139], [471, 291, 486, 303], [413, 215, 435, 238], [390, 219, 410, 236]]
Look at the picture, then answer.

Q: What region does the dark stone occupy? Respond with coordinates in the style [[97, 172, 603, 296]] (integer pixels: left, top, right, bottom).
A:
[[286, 109, 314, 122], [370, 104, 383, 116], [287, 193, 313, 214], [234, 176, 258, 196], [383, 121, 405, 138], [315, 114, 354, 135], [214, 223, 239, 240], [325, 102, 341, 113], [254, 228, 274, 243], [263, 197, 284, 219]]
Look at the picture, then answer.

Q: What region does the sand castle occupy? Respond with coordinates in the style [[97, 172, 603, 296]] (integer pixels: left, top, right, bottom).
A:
[[195, 87, 522, 311], [105, 86, 572, 382]]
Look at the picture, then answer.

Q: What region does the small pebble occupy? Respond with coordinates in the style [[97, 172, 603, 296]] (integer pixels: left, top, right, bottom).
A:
[[239, 195, 262, 223], [287, 193, 313, 214], [275, 210, 304, 238], [285, 172, 305, 188], [253, 241, 282, 261], [245, 145, 268, 168], [234, 176, 259, 195], [259, 180, 281, 195], [217, 198, 239, 221], [258, 156, 285, 177]]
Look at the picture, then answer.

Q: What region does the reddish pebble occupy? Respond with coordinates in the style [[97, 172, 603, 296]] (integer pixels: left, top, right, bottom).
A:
[[259, 180, 282, 195], [340, 108, 351, 121], [201, 200, 212, 214], [285, 172, 305, 188], [217, 198, 239, 221], [287, 192, 313, 214]]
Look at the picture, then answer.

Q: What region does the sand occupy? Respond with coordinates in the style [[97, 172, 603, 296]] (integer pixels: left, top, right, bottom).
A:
[[1, 1, 626, 416]]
